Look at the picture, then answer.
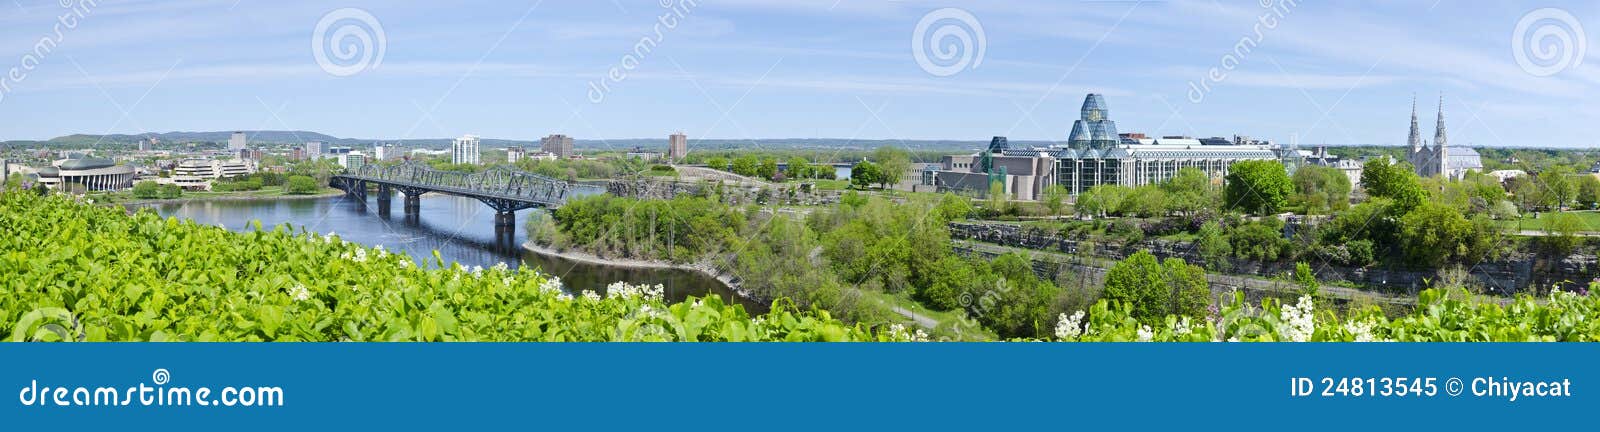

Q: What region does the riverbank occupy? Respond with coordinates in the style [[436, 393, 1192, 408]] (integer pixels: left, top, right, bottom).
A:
[[101, 188, 345, 205], [521, 241, 760, 302]]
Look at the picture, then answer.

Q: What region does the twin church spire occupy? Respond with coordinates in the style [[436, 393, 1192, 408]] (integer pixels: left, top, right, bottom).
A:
[[1408, 93, 1447, 149]]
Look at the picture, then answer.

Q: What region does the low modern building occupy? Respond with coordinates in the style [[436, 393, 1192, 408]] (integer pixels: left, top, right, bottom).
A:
[[172, 158, 256, 190], [35, 156, 137, 192]]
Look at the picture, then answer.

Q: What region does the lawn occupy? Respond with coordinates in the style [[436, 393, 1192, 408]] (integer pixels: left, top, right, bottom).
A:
[[1499, 210, 1600, 232]]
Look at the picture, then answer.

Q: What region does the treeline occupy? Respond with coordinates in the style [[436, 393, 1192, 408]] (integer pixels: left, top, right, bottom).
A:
[[538, 190, 1097, 338]]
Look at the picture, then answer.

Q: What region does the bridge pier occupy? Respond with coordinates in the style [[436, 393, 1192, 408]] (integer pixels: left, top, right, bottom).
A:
[[376, 184, 392, 216], [494, 211, 516, 231], [404, 193, 421, 215]]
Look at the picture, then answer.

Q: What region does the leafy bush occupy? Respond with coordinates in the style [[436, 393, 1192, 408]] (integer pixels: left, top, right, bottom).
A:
[[0, 191, 901, 342]]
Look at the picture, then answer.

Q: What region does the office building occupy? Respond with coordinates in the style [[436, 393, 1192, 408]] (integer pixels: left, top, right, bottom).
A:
[[339, 152, 367, 171], [453, 134, 481, 165], [172, 158, 257, 190], [374, 143, 399, 161], [304, 141, 324, 160], [540, 134, 573, 159]]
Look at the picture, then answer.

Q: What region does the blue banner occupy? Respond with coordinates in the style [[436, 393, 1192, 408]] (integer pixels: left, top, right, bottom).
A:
[[0, 343, 1586, 430]]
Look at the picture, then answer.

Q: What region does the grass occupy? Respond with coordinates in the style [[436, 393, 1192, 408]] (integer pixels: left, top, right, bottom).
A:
[[1498, 210, 1600, 232]]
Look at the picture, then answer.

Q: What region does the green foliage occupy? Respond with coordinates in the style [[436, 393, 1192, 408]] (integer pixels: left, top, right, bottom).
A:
[[132, 181, 160, 199], [1292, 165, 1352, 215], [1360, 158, 1424, 212], [756, 158, 778, 180], [1294, 262, 1319, 297], [1224, 160, 1293, 215], [285, 175, 320, 195], [871, 146, 911, 188], [1120, 184, 1169, 218], [1100, 251, 1210, 322], [1195, 221, 1231, 270], [1230, 219, 1289, 262], [551, 195, 744, 263], [730, 155, 760, 177], [1040, 184, 1068, 215], [1396, 201, 1498, 267], [704, 157, 728, 171], [1163, 167, 1216, 218], [0, 191, 901, 342], [1540, 212, 1585, 255], [1075, 184, 1130, 217], [849, 160, 883, 189], [1577, 175, 1600, 210]]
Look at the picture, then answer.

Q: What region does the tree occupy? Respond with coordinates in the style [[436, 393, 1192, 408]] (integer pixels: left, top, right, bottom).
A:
[[1076, 184, 1130, 217], [1539, 165, 1578, 209], [1292, 165, 1352, 215], [1040, 184, 1069, 215], [1102, 251, 1210, 321], [729, 155, 759, 177], [132, 180, 160, 199], [849, 160, 882, 189], [1120, 184, 1169, 218], [986, 180, 1009, 214], [1576, 175, 1600, 210], [1360, 158, 1424, 212], [705, 156, 728, 171], [1223, 160, 1293, 215], [286, 175, 320, 195], [756, 158, 778, 180], [157, 184, 182, 199], [872, 146, 911, 188], [1294, 262, 1319, 297], [1163, 167, 1215, 218], [1396, 201, 1476, 267], [786, 157, 812, 179], [1542, 212, 1584, 255], [1196, 221, 1231, 270]]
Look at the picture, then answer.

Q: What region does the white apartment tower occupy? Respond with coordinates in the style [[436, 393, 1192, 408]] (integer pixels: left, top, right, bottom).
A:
[[453, 135, 481, 165], [228, 132, 247, 151], [667, 132, 688, 163]]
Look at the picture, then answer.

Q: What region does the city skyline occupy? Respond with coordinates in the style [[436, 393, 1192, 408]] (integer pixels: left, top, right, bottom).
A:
[[0, 0, 1596, 148]]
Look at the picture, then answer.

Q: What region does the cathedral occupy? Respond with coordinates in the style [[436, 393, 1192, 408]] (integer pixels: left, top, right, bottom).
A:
[[1406, 96, 1482, 180]]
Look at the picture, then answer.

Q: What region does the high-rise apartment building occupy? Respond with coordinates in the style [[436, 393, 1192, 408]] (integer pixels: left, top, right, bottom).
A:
[[667, 132, 688, 163], [540, 134, 573, 159], [374, 143, 399, 161], [229, 132, 247, 151], [453, 135, 481, 165], [507, 147, 526, 164], [304, 141, 324, 160]]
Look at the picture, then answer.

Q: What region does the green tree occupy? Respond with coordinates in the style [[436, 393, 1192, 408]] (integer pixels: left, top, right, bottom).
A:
[[1120, 184, 1169, 218], [1542, 212, 1585, 255], [132, 180, 160, 199], [1196, 221, 1231, 270], [705, 156, 728, 171], [1294, 262, 1319, 297], [1102, 251, 1210, 321], [756, 158, 779, 180], [872, 146, 911, 188], [286, 175, 320, 195], [1576, 175, 1600, 210], [1076, 184, 1130, 217], [1539, 165, 1578, 209], [849, 160, 882, 189], [157, 184, 182, 199], [1040, 184, 1069, 215], [786, 157, 811, 179], [1223, 160, 1293, 215], [1292, 165, 1352, 215], [1163, 167, 1215, 218], [729, 155, 760, 177], [1360, 158, 1424, 212], [1396, 201, 1476, 267]]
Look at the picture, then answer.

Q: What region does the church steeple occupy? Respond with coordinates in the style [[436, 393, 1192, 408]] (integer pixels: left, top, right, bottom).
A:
[[1407, 94, 1422, 150], [1433, 94, 1448, 149]]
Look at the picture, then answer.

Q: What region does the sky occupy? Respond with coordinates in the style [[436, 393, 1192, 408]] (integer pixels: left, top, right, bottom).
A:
[[0, 0, 1597, 148]]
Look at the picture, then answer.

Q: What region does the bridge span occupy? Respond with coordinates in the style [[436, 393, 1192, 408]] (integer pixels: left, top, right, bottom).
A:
[[329, 162, 577, 236]]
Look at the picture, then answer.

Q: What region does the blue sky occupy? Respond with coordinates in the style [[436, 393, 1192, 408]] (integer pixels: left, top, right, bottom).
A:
[[0, 0, 1596, 147]]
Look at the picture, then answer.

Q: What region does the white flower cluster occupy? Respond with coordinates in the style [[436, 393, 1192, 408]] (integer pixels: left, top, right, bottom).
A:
[[886, 324, 930, 342], [491, 262, 509, 273], [581, 290, 602, 301], [1280, 296, 1315, 342], [1136, 325, 1154, 342], [538, 276, 564, 295], [1053, 311, 1085, 341], [373, 245, 389, 258], [340, 247, 368, 263], [1343, 319, 1381, 342], [322, 232, 339, 244], [604, 282, 665, 302], [1173, 316, 1195, 337], [288, 284, 312, 302]]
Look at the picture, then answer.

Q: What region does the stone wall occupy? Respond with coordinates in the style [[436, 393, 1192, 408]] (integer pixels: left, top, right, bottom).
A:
[[948, 222, 1599, 294]]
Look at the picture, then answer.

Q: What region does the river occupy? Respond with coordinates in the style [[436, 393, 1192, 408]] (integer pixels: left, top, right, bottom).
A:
[[144, 194, 765, 312]]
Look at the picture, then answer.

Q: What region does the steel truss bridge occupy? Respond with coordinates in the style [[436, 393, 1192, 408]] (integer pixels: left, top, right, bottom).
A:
[[329, 162, 575, 233]]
